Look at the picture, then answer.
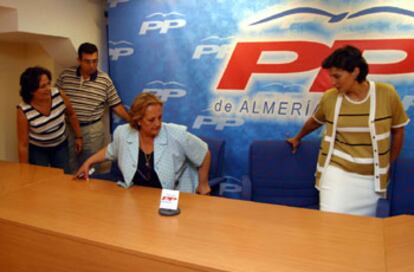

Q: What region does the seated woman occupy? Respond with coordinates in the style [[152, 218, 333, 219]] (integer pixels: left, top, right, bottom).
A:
[[76, 92, 211, 194], [17, 66, 83, 172]]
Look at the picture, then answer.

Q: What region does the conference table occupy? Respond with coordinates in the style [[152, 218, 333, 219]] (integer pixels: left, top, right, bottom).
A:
[[0, 162, 412, 272]]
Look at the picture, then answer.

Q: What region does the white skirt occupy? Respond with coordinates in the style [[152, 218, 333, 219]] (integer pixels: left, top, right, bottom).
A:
[[319, 165, 383, 216]]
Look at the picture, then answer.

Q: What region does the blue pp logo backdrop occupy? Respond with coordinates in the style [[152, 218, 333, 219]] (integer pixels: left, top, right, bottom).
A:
[[107, 0, 414, 195]]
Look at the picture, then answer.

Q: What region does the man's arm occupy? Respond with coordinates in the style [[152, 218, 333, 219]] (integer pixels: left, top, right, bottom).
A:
[[112, 104, 130, 122], [60, 91, 83, 154]]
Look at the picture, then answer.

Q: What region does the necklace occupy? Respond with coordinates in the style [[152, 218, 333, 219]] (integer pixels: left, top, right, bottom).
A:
[[144, 152, 152, 168], [139, 135, 154, 168]]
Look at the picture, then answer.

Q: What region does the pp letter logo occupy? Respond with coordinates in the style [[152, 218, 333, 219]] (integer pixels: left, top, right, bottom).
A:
[[139, 19, 186, 35]]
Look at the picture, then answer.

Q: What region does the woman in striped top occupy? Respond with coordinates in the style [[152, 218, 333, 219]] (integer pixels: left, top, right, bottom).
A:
[[17, 67, 83, 172], [287, 45, 409, 216]]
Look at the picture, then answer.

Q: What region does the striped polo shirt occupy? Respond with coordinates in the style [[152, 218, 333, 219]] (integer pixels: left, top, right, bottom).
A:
[[18, 88, 67, 147], [330, 93, 374, 175], [55, 67, 122, 123]]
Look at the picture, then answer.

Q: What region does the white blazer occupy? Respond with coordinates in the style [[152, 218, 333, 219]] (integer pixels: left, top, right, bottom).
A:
[[105, 123, 208, 192]]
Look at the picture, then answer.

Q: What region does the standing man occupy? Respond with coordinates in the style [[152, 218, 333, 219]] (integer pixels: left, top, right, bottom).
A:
[[56, 42, 130, 173]]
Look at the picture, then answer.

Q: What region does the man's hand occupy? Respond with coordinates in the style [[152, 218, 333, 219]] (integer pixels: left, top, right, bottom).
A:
[[75, 138, 83, 154]]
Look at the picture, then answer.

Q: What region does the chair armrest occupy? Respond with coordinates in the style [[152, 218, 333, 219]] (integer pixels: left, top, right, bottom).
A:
[[208, 177, 225, 187], [241, 175, 252, 201]]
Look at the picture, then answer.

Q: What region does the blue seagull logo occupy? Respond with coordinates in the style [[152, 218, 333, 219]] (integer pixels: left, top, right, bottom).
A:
[[249, 6, 414, 25]]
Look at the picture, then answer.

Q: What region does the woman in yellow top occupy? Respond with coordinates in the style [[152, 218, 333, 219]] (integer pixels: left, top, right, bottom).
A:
[[287, 45, 410, 216]]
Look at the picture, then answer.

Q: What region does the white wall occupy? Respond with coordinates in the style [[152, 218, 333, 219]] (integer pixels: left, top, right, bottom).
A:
[[0, 0, 108, 70], [0, 0, 108, 162]]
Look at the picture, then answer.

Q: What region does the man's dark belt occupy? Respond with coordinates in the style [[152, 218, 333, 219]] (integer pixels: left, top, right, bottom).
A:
[[80, 119, 101, 127]]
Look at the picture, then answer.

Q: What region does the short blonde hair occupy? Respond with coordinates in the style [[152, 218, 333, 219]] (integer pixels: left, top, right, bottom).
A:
[[129, 92, 163, 130]]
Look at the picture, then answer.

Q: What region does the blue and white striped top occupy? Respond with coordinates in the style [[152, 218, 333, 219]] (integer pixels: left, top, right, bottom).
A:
[[18, 88, 67, 147]]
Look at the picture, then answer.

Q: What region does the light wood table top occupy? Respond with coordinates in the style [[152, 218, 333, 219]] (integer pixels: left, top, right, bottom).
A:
[[0, 161, 62, 196], [0, 162, 411, 271], [384, 215, 414, 272]]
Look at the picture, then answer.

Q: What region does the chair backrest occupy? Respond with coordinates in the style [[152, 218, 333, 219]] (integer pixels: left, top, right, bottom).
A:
[[200, 137, 225, 180], [200, 137, 225, 195], [389, 158, 414, 216], [249, 140, 320, 208]]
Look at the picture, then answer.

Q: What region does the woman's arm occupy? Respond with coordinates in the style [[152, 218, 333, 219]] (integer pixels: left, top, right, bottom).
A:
[[196, 150, 211, 195], [287, 117, 322, 153], [75, 146, 108, 180], [16, 108, 29, 163], [60, 90, 83, 154], [390, 127, 404, 162]]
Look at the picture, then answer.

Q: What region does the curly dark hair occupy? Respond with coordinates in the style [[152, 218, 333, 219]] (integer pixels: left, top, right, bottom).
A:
[[322, 45, 368, 83], [19, 66, 52, 104]]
